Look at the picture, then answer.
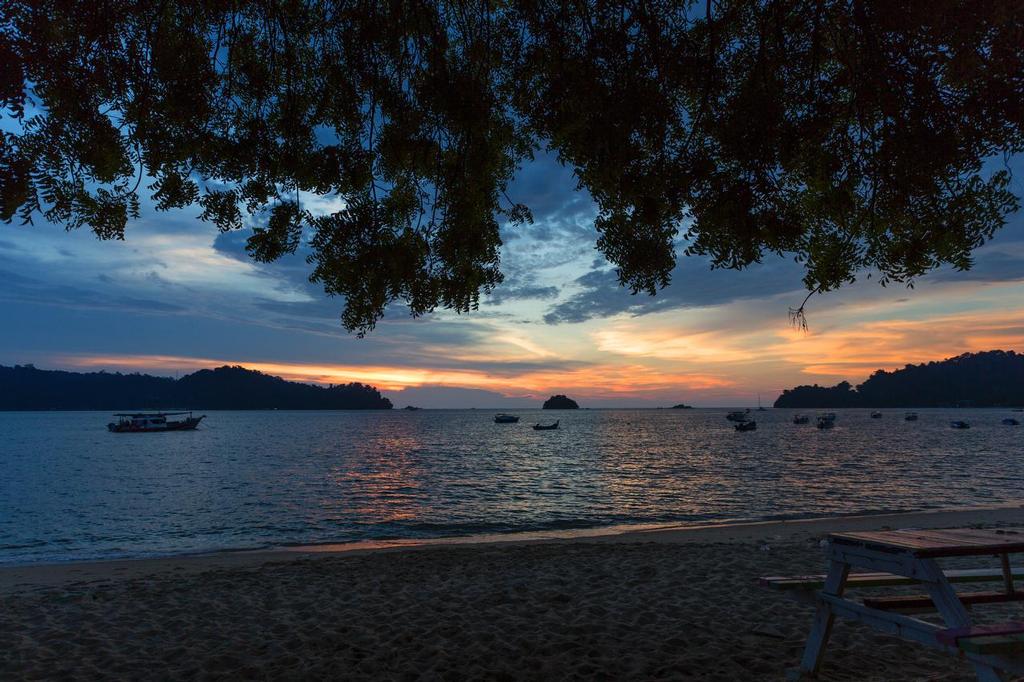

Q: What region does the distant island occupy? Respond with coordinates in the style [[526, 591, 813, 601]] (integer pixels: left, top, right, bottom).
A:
[[0, 364, 393, 410], [671, 403, 693, 409], [543, 394, 579, 409], [774, 350, 1024, 408]]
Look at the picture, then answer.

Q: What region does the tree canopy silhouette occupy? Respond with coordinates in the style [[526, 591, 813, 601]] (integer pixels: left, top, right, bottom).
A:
[[773, 350, 1024, 408], [2, 1, 1022, 333]]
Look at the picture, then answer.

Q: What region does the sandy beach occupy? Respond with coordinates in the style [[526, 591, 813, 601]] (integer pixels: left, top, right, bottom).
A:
[[3, 505, 1024, 680]]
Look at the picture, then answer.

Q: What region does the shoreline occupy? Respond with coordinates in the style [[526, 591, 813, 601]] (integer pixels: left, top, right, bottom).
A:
[[4, 502, 1023, 594], [6, 505, 1024, 679]]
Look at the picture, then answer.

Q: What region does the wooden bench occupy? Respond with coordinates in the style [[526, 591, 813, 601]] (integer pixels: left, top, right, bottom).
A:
[[760, 566, 1024, 592], [937, 623, 1024, 656], [864, 590, 1024, 614]]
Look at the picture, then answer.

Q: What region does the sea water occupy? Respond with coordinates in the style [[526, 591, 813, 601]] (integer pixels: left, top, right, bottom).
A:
[[1, 408, 1021, 564]]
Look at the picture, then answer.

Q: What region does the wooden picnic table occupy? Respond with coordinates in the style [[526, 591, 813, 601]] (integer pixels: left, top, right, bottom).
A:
[[791, 527, 1024, 681]]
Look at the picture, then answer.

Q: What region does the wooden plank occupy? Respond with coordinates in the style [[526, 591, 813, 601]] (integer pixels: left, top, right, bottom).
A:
[[901, 529, 999, 548], [761, 566, 1024, 591], [863, 591, 1024, 614], [838, 529, 996, 550], [937, 623, 1024, 646], [832, 528, 1024, 557], [959, 634, 1024, 656], [919, 529, 1024, 550]]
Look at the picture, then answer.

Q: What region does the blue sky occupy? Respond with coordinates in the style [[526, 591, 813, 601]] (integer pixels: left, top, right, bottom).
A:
[[2, 150, 1023, 407]]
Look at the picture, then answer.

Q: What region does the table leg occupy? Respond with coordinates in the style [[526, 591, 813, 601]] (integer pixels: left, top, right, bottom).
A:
[[1000, 553, 1013, 595], [795, 558, 850, 679], [917, 558, 1006, 682]]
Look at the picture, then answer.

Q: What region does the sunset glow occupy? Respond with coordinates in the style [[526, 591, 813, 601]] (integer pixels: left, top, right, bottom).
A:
[[2, 152, 1022, 407]]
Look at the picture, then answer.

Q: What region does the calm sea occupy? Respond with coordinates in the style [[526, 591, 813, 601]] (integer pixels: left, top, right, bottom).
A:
[[1, 408, 1022, 564]]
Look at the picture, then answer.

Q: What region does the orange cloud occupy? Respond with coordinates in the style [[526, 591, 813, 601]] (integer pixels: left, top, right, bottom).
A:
[[54, 354, 734, 398], [768, 309, 1024, 381], [592, 327, 757, 363]]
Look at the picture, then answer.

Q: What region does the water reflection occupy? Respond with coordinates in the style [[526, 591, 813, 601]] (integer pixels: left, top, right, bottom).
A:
[[2, 408, 1024, 563]]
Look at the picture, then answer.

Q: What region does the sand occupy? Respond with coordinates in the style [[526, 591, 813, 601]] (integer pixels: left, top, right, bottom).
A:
[[3, 505, 1024, 680]]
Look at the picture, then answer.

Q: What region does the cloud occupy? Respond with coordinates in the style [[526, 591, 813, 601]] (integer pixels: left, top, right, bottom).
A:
[[53, 352, 734, 399], [384, 385, 535, 409], [0, 268, 188, 314], [484, 283, 560, 305], [543, 256, 806, 324], [928, 245, 1024, 284]]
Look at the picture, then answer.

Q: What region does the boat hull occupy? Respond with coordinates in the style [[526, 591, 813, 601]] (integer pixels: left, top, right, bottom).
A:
[[108, 416, 205, 433]]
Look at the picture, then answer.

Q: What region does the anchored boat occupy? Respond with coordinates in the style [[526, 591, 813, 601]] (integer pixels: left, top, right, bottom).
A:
[[494, 414, 520, 423], [735, 420, 757, 432], [533, 420, 559, 431], [107, 412, 205, 433], [726, 409, 751, 422]]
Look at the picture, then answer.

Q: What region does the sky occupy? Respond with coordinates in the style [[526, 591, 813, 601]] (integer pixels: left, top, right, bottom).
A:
[[2, 151, 1023, 408]]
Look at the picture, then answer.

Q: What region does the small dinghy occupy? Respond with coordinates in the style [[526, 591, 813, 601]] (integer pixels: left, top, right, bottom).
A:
[[904, 412, 919, 421], [494, 413, 520, 423], [949, 420, 970, 429], [792, 414, 810, 424], [816, 415, 835, 429], [870, 411, 883, 418], [533, 420, 559, 430], [1002, 418, 1020, 426], [735, 420, 757, 431], [726, 410, 750, 422]]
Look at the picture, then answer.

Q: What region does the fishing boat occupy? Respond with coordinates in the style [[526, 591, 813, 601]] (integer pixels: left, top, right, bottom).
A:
[[494, 414, 520, 423], [533, 420, 559, 431], [870, 411, 883, 418], [107, 412, 205, 433], [816, 415, 835, 429], [1002, 418, 1020, 426], [949, 420, 970, 429], [726, 409, 751, 422], [735, 420, 757, 431], [904, 412, 919, 421], [792, 414, 810, 424]]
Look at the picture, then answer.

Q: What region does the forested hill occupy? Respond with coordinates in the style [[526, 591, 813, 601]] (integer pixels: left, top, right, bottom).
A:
[[0, 364, 393, 410], [774, 351, 1024, 408]]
